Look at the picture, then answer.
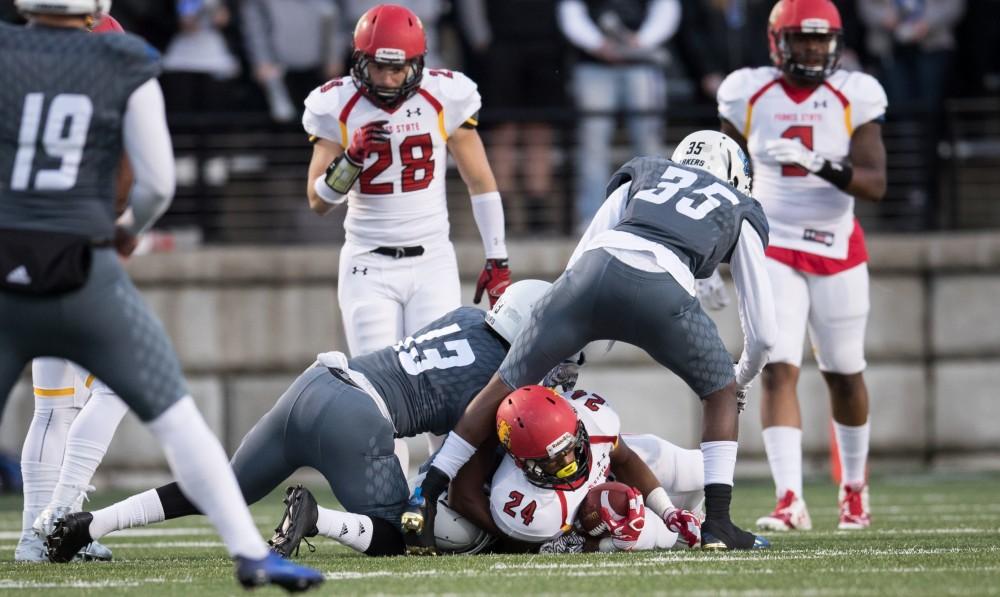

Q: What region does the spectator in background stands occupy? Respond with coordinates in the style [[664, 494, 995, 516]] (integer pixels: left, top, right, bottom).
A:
[[459, 0, 566, 233], [339, 1, 446, 68], [955, 0, 1000, 97], [161, 0, 241, 114], [857, 0, 965, 112], [241, 0, 341, 121], [557, 0, 680, 232]]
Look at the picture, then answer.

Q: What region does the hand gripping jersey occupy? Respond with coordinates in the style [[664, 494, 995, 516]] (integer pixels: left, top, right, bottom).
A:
[[718, 67, 887, 260], [302, 69, 481, 250], [489, 390, 622, 543], [348, 307, 508, 438], [0, 23, 160, 239], [607, 157, 769, 279]]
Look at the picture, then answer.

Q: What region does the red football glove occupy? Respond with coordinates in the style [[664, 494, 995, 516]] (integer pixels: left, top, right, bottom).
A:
[[346, 120, 390, 164], [663, 507, 702, 548], [601, 486, 645, 551], [473, 258, 511, 307]]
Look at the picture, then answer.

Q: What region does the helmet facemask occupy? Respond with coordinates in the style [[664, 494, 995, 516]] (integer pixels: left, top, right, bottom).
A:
[[774, 27, 842, 83], [351, 50, 424, 110], [517, 422, 591, 491]]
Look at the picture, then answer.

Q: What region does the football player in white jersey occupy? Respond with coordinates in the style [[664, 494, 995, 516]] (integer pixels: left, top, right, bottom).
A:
[[303, 4, 511, 360], [717, 0, 888, 531]]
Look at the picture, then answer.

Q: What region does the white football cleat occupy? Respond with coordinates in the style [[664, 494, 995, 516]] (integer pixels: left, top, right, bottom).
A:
[[756, 489, 812, 531], [838, 483, 871, 530], [14, 529, 47, 563]]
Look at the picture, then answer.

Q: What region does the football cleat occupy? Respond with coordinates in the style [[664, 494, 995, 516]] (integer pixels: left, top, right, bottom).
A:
[[756, 490, 813, 531], [664, 507, 702, 548], [400, 488, 438, 556], [14, 529, 47, 563], [234, 551, 324, 592], [269, 485, 319, 559], [701, 519, 769, 551], [838, 483, 871, 530], [45, 512, 96, 563]]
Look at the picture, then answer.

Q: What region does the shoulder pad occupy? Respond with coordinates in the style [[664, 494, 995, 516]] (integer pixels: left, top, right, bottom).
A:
[[101, 33, 161, 82], [562, 390, 621, 440], [304, 77, 354, 117], [834, 71, 888, 129], [423, 69, 482, 134]]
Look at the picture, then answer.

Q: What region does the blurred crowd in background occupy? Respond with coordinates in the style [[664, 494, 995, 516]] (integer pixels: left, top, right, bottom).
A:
[[3, 0, 998, 239]]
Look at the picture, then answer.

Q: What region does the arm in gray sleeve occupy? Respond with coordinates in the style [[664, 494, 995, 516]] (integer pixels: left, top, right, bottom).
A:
[[729, 221, 777, 388], [567, 181, 630, 269], [557, 0, 605, 52], [122, 78, 175, 235], [240, 0, 276, 67], [635, 0, 681, 48]]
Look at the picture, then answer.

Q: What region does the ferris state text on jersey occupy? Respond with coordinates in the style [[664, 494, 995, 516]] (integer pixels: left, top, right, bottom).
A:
[[718, 66, 887, 260], [301, 69, 481, 250], [489, 390, 621, 544]]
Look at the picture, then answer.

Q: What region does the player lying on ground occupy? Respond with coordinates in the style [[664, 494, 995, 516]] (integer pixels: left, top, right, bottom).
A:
[[405, 130, 777, 552], [45, 281, 552, 561], [270, 385, 706, 557]]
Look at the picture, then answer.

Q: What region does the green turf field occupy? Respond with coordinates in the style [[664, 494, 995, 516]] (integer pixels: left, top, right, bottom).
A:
[[0, 474, 998, 596]]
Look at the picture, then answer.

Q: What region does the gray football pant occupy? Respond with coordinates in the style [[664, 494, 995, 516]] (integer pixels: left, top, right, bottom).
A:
[[0, 249, 187, 421], [228, 367, 409, 523], [498, 249, 735, 398]]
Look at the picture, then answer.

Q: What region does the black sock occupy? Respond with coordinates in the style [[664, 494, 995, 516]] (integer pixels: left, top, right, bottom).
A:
[[363, 516, 405, 556], [156, 482, 201, 519], [704, 483, 733, 523]]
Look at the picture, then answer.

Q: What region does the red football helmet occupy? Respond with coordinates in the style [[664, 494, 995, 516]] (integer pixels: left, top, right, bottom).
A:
[[90, 13, 124, 33], [351, 4, 427, 108], [496, 386, 591, 490], [768, 0, 842, 82]]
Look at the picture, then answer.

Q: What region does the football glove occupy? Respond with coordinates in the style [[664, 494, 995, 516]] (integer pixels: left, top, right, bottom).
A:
[[346, 120, 391, 165], [764, 138, 825, 173], [473, 258, 511, 307], [541, 351, 586, 393], [695, 269, 730, 311], [663, 507, 702, 548], [600, 486, 645, 552]]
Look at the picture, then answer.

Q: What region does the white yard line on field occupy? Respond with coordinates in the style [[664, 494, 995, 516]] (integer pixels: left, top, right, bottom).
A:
[[0, 578, 187, 589]]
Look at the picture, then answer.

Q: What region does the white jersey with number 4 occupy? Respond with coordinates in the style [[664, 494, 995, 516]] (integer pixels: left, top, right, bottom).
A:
[[717, 67, 887, 259], [302, 69, 481, 251], [489, 390, 621, 544]]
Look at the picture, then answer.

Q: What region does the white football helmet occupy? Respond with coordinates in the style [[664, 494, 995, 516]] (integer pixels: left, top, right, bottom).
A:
[[15, 0, 110, 16], [485, 279, 552, 344], [671, 130, 753, 196], [434, 500, 495, 555]]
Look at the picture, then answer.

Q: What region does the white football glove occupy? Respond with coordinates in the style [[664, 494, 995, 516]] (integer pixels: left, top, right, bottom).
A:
[[764, 138, 825, 173], [541, 351, 586, 393], [695, 269, 730, 311]]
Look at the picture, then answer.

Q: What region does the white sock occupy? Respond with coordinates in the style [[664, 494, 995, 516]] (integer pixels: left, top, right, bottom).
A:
[[834, 419, 870, 487], [89, 489, 166, 540], [49, 389, 129, 509], [21, 397, 78, 533], [762, 426, 804, 498], [700, 441, 737, 487], [315, 505, 373, 553], [20, 462, 61, 534], [148, 397, 268, 559], [433, 433, 476, 479]]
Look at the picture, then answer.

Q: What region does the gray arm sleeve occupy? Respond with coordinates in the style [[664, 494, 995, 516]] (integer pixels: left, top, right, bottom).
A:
[[122, 79, 175, 235], [729, 221, 777, 388]]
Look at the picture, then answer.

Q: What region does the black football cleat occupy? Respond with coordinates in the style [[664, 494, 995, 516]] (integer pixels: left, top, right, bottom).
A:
[[268, 485, 319, 559], [701, 518, 770, 550], [400, 488, 438, 556], [45, 512, 95, 563]]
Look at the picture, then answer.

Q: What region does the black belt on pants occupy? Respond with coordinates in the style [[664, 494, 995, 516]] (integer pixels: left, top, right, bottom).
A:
[[371, 245, 424, 259]]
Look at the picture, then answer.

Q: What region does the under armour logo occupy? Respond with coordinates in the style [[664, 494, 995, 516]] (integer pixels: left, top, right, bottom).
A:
[[406, 107, 421, 117], [814, 100, 827, 109], [352, 266, 368, 275], [339, 524, 349, 537]]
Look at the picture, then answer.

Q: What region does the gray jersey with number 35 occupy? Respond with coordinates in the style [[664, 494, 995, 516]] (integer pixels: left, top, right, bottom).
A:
[[609, 156, 769, 279], [0, 23, 160, 239], [350, 307, 509, 438]]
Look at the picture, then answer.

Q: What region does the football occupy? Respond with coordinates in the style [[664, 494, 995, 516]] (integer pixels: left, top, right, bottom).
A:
[[574, 481, 633, 538]]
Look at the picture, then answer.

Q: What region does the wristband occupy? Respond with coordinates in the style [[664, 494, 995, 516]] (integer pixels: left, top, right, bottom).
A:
[[644, 486, 672, 518], [313, 175, 347, 206], [324, 153, 363, 195], [815, 160, 853, 191]]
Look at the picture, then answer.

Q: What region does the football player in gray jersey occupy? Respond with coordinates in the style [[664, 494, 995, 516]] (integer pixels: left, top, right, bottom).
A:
[[47, 281, 551, 560], [408, 130, 779, 552], [2, 1, 321, 590]]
